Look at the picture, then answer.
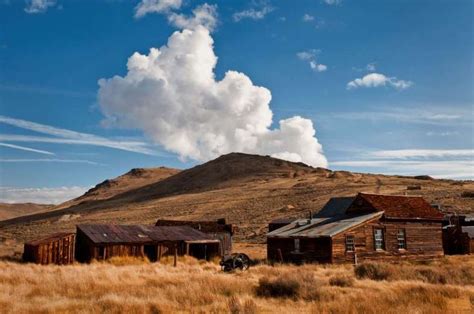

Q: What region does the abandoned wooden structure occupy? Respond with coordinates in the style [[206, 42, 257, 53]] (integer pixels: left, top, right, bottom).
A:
[[23, 232, 75, 265], [155, 218, 234, 255], [75, 224, 220, 262], [443, 215, 474, 254], [267, 193, 445, 264]]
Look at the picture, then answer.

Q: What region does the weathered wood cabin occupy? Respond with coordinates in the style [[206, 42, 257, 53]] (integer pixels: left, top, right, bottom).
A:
[[75, 224, 220, 263], [267, 193, 444, 264], [155, 218, 234, 255], [23, 232, 75, 265]]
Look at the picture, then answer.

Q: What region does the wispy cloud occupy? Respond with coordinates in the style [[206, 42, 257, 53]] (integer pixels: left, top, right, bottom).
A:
[[297, 49, 327, 72], [134, 0, 182, 19], [369, 149, 474, 159], [329, 106, 472, 126], [0, 159, 101, 165], [0, 186, 88, 204], [302, 14, 314, 22], [24, 0, 57, 14], [323, 0, 341, 5], [347, 73, 413, 90], [0, 115, 163, 156], [331, 148, 474, 179], [233, 2, 274, 22], [331, 160, 473, 179], [0, 142, 54, 155]]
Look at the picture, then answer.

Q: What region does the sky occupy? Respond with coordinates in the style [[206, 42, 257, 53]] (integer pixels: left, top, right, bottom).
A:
[[0, 0, 473, 204]]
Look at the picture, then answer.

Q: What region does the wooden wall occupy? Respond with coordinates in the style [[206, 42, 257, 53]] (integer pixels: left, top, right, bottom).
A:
[[332, 219, 444, 263], [23, 234, 75, 265], [267, 237, 331, 263]]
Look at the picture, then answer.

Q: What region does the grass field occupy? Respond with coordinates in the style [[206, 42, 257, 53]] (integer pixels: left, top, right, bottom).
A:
[[0, 255, 473, 313]]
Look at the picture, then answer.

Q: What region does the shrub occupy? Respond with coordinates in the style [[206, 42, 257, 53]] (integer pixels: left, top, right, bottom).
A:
[[255, 276, 300, 299], [461, 191, 474, 198], [415, 268, 447, 285], [329, 275, 355, 287], [227, 296, 256, 314], [355, 263, 393, 281]]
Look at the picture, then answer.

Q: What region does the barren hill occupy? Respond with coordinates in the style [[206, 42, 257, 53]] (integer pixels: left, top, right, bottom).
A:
[[0, 203, 53, 221], [1, 153, 473, 250]]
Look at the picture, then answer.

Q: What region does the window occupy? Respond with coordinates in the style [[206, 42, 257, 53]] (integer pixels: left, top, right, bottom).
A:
[[345, 235, 355, 252], [397, 229, 407, 250], [374, 228, 385, 250], [294, 239, 300, 253]]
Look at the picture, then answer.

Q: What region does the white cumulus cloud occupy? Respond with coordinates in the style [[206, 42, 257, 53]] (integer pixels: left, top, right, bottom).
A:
[[134, 0, 182, 18], [24, 0, 56, 14], [98, 26, 327, 167], [347, 73, 413, 90]]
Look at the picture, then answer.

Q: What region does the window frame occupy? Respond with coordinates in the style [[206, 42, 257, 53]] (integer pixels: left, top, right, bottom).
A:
[[397, 229, 407, 250], [294, 238, 300, 253], [345, 235, 355, 253], [373, 228, 385, 251]]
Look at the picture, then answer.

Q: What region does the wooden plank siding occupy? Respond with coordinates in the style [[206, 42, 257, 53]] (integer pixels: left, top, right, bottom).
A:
[[23, 233, 75, 265], [332, 219, 444, 263]]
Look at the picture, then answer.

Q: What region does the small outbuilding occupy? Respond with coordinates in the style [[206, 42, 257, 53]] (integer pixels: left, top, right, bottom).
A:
[[155, 218, 234, 255], [267, 193, 445, 264], [443, 215, 474, 254], [75, 224, 220, 263], [23, 232, 75, 265]]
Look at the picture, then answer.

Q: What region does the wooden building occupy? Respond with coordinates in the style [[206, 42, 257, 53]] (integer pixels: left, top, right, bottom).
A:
[[443, 215, 474, 255], [155, 218, 234, 255], [23, 232, 75, 265], [75, 224, 220, 263], [267, 193, 444, 264]]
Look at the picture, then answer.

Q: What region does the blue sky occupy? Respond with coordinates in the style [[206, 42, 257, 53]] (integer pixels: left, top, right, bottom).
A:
[[0, 0, 472, 203]]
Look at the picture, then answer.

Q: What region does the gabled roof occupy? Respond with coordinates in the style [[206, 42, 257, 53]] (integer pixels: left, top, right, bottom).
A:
[[267, 212, 383, 238], [347, 193, 444, 220], [77, 224, 218, 245], [315, 197, 354, 218]]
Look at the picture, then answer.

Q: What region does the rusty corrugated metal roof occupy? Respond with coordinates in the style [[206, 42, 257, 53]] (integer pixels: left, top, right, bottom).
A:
[[26, 232, 75, 246], [77, 224, 217, 245], [267, 212, 383, 238], [351, 193, 444, 220]]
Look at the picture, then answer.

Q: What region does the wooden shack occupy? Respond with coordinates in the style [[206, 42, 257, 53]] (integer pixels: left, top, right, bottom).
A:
[[267, 193, 444, 264], [155, 218, 234, 255], [23, 232, 75, 265], [443, 215, 474, 254], [75, 224, 220, 263]]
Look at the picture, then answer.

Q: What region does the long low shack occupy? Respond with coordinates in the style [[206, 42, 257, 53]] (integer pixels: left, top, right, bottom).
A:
[[23, 232, 75, 265], [75, 224, 221, 262]]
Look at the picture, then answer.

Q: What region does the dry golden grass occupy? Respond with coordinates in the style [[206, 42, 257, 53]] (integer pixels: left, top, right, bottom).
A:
[[0, 255, 473, 313]]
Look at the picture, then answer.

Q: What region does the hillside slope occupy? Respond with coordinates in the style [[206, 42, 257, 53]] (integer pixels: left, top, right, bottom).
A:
[[0, 203, 53, 221], [1, 153, 473, 246]]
